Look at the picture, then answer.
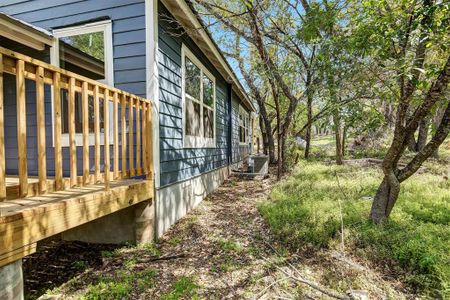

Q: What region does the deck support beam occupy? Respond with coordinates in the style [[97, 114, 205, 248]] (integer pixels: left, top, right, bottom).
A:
[[62, 199, 154, 245]]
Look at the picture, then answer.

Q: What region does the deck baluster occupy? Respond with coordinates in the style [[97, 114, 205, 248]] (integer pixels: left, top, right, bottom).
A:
[[136, 100, 141, 175], [68, 77, 77, 187], [129, 97, 135, 177], [36, 66, 47, 194], [104, 90, 110, 191], [16, 59, 28, 197], [142, 102, 148, 176], [82, 81, 89, 185], [121, 94, 127, 178], [53, 72, 63, 190], [113, 92, 119, 179], [94, 85, 100, 183]]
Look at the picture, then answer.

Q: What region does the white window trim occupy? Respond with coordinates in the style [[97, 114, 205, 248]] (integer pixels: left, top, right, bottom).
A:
[[181, 44, 216, 148], [239, 105, 249, 146], [50, 20, 114, 147]]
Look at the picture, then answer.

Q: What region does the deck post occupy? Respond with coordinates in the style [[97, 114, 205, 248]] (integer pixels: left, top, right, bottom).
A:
[[0, 260, 23, 300], [135, 201, 155, 244], [146, 102, 154, 180], [0, 53, 6, 200]]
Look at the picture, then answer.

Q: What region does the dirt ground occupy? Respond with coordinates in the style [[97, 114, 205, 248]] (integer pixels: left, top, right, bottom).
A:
[[25, 173, 409, 299]]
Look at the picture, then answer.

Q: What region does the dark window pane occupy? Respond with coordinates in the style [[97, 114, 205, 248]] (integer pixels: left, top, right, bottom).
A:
[[185, 58, 201, 100], [61, 89, 69, 134], [88, 95, 94, 133], [61, 90, 82, 134], [203, 108, 214, 138], [100, 99, 105, 133], [75, 92, 82, 133], [185, 98, 201, 136], [203, 75, 214, 107]]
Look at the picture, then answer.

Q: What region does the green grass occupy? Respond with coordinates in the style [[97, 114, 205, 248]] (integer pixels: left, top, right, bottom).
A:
[[160, 276, 200, 300], [259, 161, 450, 298], [217, 238, 243, 253], [82, 268, 157, 300]]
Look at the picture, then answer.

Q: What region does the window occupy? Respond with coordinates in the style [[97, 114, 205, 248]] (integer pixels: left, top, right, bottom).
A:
[[50, 20, 114, 146], [182, 44, 216, 148], [239, 106, 249, 144]]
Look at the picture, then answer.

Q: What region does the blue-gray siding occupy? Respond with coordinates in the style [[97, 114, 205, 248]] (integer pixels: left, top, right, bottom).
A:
[[0, 0, 147, 97], [1, 0, 251, 184], [231, 90, 250, 163], [158, 3, 252, 187]]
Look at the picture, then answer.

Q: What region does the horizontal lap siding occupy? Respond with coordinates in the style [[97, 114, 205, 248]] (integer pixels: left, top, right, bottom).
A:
[[0, 0, 146, 97], [0, 0, 145, 176], [231, 91, 250, 163], [158, 3, 230, 187]]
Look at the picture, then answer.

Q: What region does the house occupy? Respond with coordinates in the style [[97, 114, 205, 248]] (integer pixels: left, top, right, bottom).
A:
[[0, 1, 255, 298]]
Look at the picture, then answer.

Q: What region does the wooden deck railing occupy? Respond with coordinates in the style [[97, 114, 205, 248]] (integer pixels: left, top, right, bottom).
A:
[[0, 46, 153, 200]]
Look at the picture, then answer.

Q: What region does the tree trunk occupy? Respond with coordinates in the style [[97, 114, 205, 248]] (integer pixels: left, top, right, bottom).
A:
[[416, 118, 429, 151], [277, 131, 282, 180], [333, 112, 343, 165], [342, 124, 347, 157], [259, 116, 268, 155], [280, 132, 288, 172], [407, 134, 417, 152], [304, 82, 313, 159], [267, 132, 276, 164], [431, 105, 446, 158], [370, 171, 401, 223]]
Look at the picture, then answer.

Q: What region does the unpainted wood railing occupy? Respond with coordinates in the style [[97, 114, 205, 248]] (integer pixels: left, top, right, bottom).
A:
[[0, 46, 153, 200]]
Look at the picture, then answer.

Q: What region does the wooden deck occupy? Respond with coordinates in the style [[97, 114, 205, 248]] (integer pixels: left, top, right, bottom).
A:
[[0, 178, 153, 268], [0, 46, 155, 269]]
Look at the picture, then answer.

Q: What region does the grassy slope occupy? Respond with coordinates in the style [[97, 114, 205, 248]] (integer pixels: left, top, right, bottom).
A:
[[260, 161, 449, 298]]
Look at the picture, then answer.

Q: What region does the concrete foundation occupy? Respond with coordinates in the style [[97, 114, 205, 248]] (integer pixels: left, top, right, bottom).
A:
[[155, 166, 229, 237], [62, 200, 155, 245], [0, 260, 23, 300]]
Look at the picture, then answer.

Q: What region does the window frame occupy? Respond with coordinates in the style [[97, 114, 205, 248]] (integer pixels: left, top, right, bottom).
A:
[[50, 20, 114, 147], [181, 44, 216, 148], [239, 105, 249, 145]]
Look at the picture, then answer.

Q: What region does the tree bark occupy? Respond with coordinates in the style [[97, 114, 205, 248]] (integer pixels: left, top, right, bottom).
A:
[[416, 118, 429, 151], [342, 124, 347, 157], [432, 105, 446, 158], [369, 171, 401, 223], [407, 134, 417, 152], [333, 112, 344, 165], [304, 74, 313, 159]]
